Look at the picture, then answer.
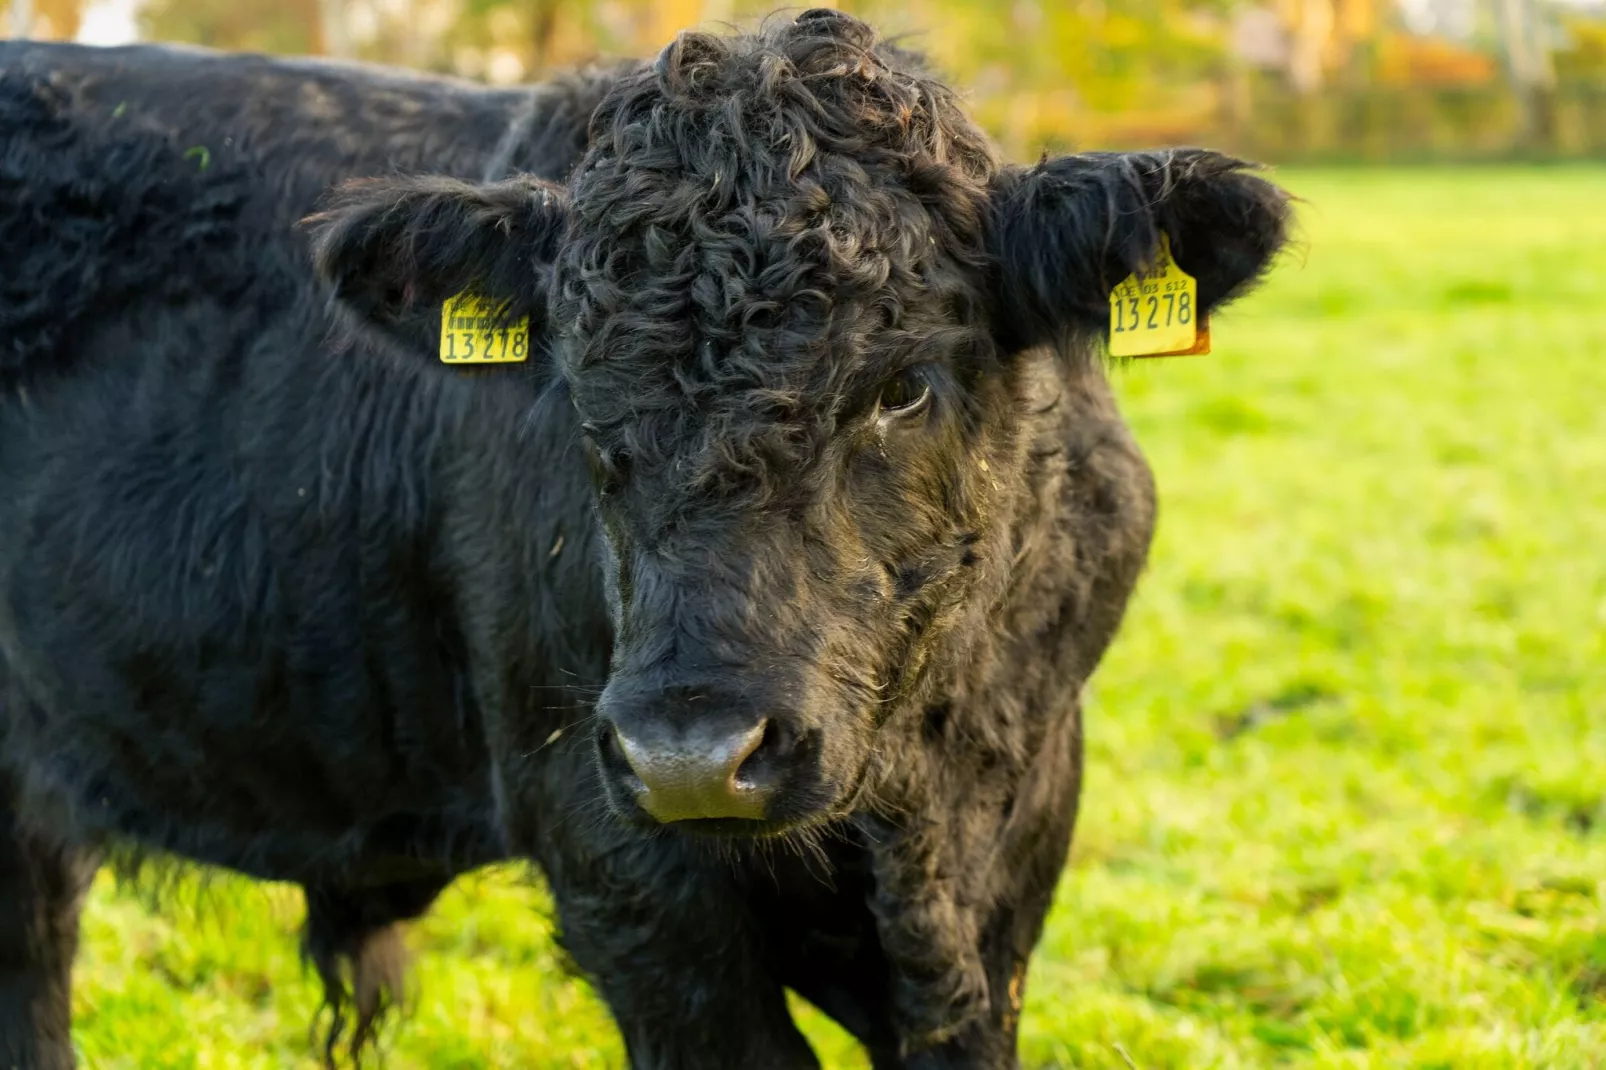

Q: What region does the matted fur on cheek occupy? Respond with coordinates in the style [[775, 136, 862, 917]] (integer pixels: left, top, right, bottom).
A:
[[838, 424, 987, 594]]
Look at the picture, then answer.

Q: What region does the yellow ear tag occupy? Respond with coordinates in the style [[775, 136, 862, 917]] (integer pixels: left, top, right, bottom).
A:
[[1108, 233, 1210, 358], [439, 292, 530, 364]]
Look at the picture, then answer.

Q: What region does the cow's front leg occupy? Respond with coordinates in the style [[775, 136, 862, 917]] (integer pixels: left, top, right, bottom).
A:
[[863, 703, 1086, 1070], [891, 914, 1039, 1070], [539, 825, 820, 1070], [761, 811, 1061, 1070], [0, 778, 98, 1070]]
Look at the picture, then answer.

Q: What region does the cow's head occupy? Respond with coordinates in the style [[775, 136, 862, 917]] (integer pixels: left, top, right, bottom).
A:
[[310, 10, 1290, 837]]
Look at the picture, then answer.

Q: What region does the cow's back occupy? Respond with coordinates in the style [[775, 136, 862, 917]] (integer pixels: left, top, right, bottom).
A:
[[0, 43, 619, 381], [0, 41, 617, 225]]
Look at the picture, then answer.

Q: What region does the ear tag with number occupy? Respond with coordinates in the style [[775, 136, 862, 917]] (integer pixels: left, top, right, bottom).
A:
[[1108, 233, 1210, 358], [440, 292, 530, 364]]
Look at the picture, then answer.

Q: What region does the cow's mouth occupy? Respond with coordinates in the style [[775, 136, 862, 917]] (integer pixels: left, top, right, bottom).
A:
[[600, 786, 826, 839], [664, 816, 779, 838]]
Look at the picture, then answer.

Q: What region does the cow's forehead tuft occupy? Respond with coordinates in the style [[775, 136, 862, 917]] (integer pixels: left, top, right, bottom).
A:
[[577, 17, 999, 190], [550, 18, 999, 437]]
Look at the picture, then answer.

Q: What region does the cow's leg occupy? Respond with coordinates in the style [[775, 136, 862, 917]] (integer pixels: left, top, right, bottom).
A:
[[765, 700, 1084, 1070], [785, 825, 1068, 1070], [758, 828, 1046, 1070], [540, 828, 820, 1070], [0, 789, 97, 1070], [888, 908, 1044, 1070], [875, 711, 1086, 1070]]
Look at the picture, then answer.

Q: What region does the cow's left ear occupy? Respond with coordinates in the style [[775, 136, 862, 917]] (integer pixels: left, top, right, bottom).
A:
[[984, 149, 1292, 354], [304, 174, 569, 334]]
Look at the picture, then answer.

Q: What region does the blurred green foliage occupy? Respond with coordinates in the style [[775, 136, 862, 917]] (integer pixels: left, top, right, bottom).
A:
[[140, 0, 323, 55], [113, 0, 1606, 161]]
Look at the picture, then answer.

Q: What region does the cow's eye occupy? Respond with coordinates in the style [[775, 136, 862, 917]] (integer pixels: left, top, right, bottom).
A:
[[580, 432, 630, 497], [877, 368, 931, 417]]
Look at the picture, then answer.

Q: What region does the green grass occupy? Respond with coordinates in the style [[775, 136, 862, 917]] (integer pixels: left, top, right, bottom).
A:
[[69, 167, 1606, 1067]]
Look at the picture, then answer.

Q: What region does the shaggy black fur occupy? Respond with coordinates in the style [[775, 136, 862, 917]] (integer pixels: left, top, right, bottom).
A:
[[0, 13, 1291, 1069]]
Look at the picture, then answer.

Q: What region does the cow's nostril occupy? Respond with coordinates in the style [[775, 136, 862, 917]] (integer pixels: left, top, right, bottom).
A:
[[730, 717, 770, 775], [597, 723, 642, 787], [733, 718, 790, 789]]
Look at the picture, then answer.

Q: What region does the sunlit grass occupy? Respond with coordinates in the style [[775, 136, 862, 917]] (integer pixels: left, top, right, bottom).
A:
[[70, 167, 1606, 1067]]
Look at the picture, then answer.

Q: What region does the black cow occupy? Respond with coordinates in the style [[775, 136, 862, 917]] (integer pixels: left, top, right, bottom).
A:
[[0, 12, 1290, 1069]]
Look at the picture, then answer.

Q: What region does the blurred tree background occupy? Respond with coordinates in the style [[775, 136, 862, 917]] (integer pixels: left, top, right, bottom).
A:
[[5, 0, 1605, 162], [8, 0, 1606, 160]]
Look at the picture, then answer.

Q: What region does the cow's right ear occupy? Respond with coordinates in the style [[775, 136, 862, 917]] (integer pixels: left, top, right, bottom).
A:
[[304, 174, 569, 333], [984, 149, 1291, 356]]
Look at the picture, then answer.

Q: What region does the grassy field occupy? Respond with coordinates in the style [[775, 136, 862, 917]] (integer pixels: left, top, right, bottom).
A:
[[69, 166, 1606, 1068]]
